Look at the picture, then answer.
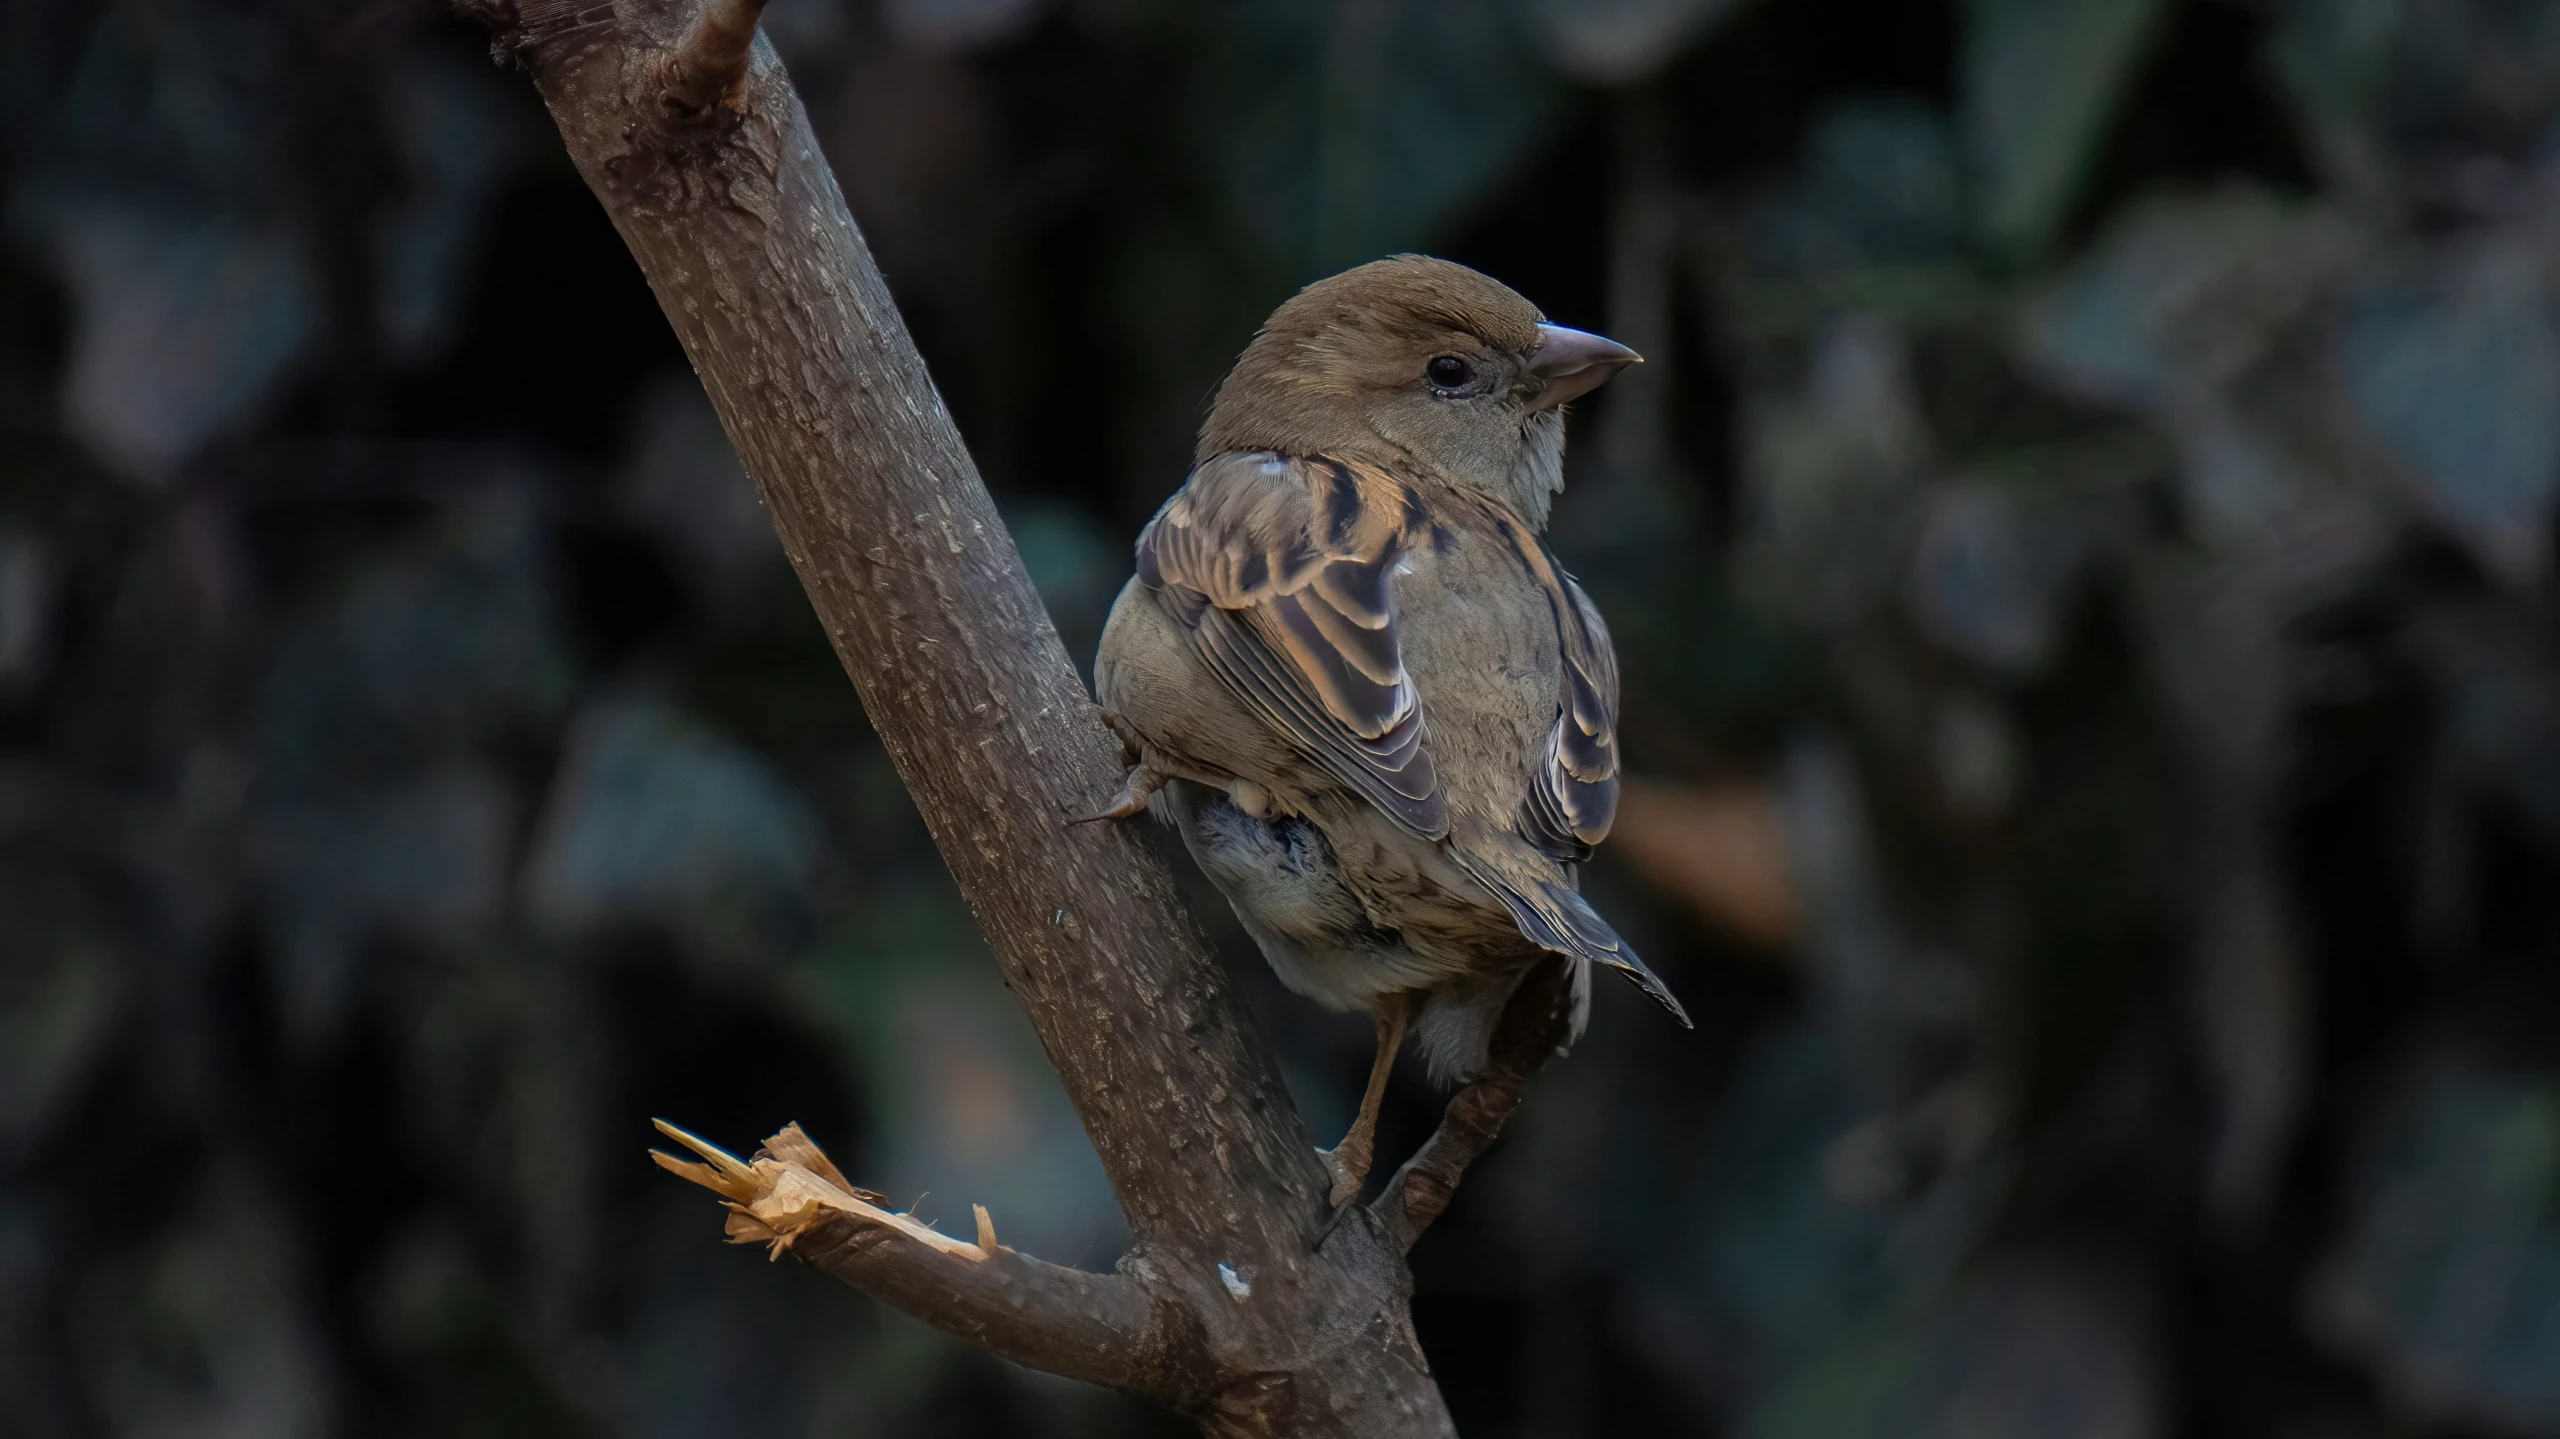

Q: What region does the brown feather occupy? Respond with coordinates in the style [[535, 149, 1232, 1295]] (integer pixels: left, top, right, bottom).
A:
[[1136, 451, 1448, 837]]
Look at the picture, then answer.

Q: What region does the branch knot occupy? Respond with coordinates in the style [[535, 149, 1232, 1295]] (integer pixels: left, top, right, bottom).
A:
[[656, 0, 770, 123]]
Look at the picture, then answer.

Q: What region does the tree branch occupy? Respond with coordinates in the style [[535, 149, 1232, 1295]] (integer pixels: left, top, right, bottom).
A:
[[480, 0, 1325, 1272], [456, 0, 1535, 1430], [1373, 959, 1577, 1253], [651, 1123, 1164, 1392]]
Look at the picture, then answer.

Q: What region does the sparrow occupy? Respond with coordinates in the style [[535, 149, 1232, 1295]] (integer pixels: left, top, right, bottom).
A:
[[1089, 255, 1690, 1205]]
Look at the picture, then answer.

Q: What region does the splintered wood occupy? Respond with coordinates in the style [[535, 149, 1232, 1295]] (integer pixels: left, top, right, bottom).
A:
[[650, 1120, 1003, 1263]]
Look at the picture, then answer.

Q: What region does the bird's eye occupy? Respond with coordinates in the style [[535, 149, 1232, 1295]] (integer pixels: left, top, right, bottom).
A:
[[1425, 355, 1475, 390]]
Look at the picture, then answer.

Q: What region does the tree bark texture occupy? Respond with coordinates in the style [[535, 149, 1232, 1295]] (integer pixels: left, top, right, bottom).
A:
[[452, 1, 1527, 1432]]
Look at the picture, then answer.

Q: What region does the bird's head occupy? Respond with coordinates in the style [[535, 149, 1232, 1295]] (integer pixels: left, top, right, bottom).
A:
[[1199, 255, 1639, 529]]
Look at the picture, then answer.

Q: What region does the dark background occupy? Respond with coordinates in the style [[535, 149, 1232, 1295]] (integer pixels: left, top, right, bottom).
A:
[[4, 0, 2559, 1434]]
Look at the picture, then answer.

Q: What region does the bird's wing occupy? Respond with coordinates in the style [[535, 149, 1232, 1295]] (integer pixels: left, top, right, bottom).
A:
[[1437, 518, 1679, 1020], [1448, 842, 1690, 1026], [1486, 510, 1620, 862], [1135, 451, 1447, 839]]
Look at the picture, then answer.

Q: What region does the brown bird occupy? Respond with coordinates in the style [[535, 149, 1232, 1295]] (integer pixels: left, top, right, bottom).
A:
[[1090, 255, 1689, 1205]]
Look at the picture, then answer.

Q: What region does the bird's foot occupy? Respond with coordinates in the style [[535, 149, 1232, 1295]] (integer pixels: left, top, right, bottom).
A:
[[1314, 997, 1407, 1213], [1318, 1137, 1373, 1210], [1067, 761, 1166, 825]]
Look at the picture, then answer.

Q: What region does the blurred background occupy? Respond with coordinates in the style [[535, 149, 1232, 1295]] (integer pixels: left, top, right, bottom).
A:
[[3, 0, 2558, 1434]]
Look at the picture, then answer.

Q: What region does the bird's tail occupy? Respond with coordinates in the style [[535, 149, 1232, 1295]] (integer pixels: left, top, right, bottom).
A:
[[1451, 849, 1692, 1029]]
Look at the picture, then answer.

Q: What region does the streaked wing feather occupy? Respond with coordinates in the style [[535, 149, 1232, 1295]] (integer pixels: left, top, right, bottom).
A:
[[1139, 454, 1447, 838], [1276, 584, 1404, 694], [1308, 552, 1395, 628], [1486, 512, 1623, 862]]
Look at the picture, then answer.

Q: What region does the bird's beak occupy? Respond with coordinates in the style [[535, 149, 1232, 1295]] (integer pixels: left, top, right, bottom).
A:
[[1528, 323, 1642, 411]]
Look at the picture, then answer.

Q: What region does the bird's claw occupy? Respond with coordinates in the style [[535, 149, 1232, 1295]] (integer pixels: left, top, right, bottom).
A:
[[1318, 1140, 1370, 1210], [1067, 762, 1166, 825], [1312, 1143, 1379, 1251]]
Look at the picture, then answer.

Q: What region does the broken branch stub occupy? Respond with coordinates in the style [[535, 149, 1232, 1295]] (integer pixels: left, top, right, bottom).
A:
[[652, 1123, 1157, 1392]]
